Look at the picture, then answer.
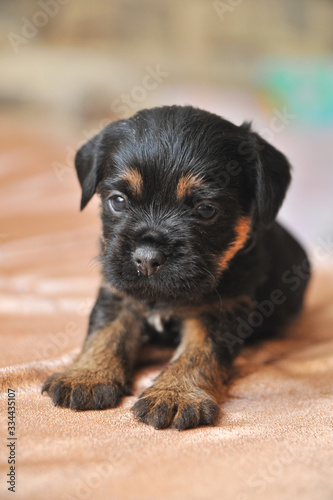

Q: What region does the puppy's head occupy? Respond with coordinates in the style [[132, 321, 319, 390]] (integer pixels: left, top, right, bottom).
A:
[[75, 106, 291, 302]]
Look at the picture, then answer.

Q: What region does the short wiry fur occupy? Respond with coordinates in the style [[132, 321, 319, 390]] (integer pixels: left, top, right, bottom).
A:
[[43, 106, 310, 430]]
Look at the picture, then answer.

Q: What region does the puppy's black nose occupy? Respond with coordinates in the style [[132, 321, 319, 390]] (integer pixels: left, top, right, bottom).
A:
[[133, 246, 166, 276]]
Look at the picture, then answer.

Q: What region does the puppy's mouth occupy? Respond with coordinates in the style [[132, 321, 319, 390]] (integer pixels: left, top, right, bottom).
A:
[[104, 257, 218, 304], [102, 235, 219, 303]]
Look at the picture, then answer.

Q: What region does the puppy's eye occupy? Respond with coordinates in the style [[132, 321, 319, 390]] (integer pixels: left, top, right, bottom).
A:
[[195, 204, 217, 220], [109, 194, 127, 213]]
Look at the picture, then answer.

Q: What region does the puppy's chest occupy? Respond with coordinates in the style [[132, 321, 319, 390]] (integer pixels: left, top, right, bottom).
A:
[[146, 312, 165, 333], [144, 311, 180, 346]]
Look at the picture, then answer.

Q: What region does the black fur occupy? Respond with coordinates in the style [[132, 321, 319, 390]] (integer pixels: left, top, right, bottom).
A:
[[43, 105, 310, 430]]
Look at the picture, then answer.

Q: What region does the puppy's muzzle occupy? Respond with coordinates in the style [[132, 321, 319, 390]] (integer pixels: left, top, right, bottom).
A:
[[133, 246, 166, 276]]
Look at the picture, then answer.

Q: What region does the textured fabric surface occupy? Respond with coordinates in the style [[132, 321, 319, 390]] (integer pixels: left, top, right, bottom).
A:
[[0, 120, 332, 500]]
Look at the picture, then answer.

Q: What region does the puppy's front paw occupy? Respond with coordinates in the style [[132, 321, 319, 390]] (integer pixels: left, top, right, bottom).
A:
[[132, 386, 219, 430], [42, 369, 130, 411]]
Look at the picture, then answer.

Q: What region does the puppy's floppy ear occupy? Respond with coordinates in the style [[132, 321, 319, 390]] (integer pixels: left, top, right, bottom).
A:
[[75, 131, 105, 210], [251, 131, 291, 227]]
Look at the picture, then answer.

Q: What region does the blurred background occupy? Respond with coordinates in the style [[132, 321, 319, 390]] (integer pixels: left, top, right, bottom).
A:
[[1, 0, 333, 252], [1, 4, 333, 497]]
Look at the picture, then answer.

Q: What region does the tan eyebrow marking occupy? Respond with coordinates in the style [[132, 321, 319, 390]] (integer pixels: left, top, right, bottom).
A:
[[176, 173, 204, 199], [121, 168, 143, 195], [217, 216, 252, 273]]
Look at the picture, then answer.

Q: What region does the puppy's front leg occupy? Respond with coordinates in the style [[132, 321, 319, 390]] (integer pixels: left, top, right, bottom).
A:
[[42, 287, 143, 410], [132, 300, 252, 430]]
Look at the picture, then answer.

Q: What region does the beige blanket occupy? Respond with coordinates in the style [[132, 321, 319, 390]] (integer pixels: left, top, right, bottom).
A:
[[0, 120, 332, 500]]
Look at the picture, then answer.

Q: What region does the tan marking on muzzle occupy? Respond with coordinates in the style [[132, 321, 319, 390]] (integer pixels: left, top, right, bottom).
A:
[[217, 216, 252, 272]]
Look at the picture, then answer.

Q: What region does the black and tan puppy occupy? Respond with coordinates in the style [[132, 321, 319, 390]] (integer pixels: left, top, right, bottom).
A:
[[43, 105, 310, 430]]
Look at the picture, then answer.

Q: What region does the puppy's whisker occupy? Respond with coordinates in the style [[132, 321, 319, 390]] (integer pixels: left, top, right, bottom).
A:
[[87, 256, 101, 273]]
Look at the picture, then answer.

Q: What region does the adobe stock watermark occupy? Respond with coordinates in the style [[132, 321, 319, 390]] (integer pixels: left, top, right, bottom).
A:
[[62, 462, 114, 500], [209, 105, 296, 192], [32, 321, 82, 359], [110, 64, 169, 119], [8, 0, 72, 54], [213, 0, 244, 21], [222, 231, 332, 353], [52, 64, 169, 184], [258, 107, 296, 143], [236, 442, 322, 500], [222, 289, 287, 354], [312, 233, 333, 263]]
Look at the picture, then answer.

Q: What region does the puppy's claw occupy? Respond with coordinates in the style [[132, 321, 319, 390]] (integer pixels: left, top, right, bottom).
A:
[[42, 371, 127, 411], [131, 397, 151, 419], [174, 404, 200, 431], [41, 373, 57, 394], [92, 383, 124, 410], [132, 388, 219, 430], [199, 399, 220, 426]]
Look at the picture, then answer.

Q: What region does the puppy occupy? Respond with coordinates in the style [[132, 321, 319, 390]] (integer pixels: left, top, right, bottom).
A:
[[43, 105, 310, 430]]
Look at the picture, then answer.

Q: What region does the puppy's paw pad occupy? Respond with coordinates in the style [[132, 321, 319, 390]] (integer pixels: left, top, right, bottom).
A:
[[42, 371, 127, 411], [131, 387, 219, 430]]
